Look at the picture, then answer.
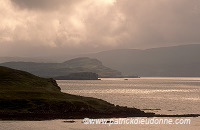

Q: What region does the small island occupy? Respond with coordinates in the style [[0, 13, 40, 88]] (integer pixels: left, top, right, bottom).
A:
[[0, 66, 153, 120]]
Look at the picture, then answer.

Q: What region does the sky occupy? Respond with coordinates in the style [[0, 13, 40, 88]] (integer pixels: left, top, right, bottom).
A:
[[1, 0, 200, 57]]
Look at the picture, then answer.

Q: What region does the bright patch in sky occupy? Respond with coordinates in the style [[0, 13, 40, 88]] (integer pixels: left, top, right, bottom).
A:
[[100, 0, 116, 4]]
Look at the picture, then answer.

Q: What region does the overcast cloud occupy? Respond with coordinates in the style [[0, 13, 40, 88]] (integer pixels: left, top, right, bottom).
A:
[[0, 0, 200, 57]]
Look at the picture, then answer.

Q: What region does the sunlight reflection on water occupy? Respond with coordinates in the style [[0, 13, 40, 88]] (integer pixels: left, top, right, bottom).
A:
[[58, 77, 200, 115]]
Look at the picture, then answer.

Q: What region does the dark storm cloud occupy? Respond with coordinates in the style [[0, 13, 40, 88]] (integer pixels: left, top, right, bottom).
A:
[[10, 0, 77, 10]]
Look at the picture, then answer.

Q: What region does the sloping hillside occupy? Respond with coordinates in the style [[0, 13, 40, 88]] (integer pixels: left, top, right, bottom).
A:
[[86, 44, 200, 77], [0, 66, 148, 120], [0, 57, 122, 78]]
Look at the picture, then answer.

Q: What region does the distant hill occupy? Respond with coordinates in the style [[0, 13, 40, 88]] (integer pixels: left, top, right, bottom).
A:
[[0, 56, 75, 63], [53, 72, 99, 80], [85, 44, 200, 77], [0, 57, 58, 63], [2, 44, 200, 77], [0, 57, 122, 78]]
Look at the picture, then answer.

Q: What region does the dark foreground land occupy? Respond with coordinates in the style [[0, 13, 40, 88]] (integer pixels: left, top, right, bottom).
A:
[[0, 113, 199, 121], [0, 66, 199, 120]]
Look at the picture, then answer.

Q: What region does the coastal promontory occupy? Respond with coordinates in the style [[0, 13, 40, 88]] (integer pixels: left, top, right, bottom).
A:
[[0, 66, 153, 120], [53, 72, 99, 80]]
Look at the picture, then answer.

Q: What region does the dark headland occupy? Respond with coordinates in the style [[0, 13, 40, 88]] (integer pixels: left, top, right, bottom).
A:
[[0, 66, 199, 120], [0, 66, 152, 120], [53, 72, 100, 80]]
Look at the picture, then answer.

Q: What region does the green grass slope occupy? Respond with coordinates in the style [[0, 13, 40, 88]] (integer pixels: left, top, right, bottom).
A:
[[0, 66, 60, 93]]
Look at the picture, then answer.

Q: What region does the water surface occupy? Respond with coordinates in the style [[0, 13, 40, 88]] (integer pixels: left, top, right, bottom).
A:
[[1, 77, 200, 130], [59, 77, 200, 115]]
